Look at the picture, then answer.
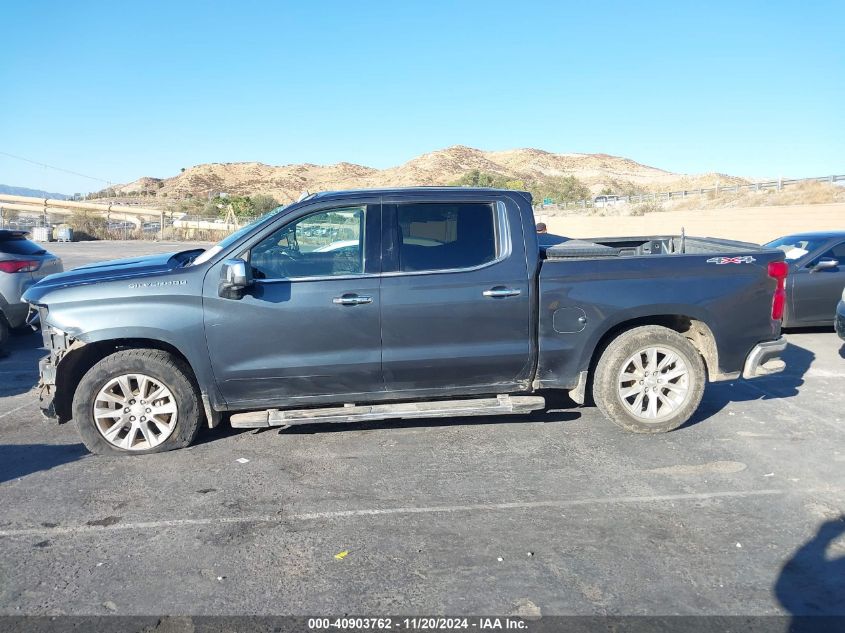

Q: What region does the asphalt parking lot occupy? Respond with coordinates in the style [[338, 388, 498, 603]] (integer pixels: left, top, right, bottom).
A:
[[0, 241, 844, 618]]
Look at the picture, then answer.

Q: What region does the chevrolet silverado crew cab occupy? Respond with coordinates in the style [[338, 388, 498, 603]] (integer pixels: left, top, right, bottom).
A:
[[24, 188, 789, 455]]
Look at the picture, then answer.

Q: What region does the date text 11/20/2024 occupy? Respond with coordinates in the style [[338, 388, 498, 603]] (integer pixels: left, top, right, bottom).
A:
[[308, 617, 529, 630]]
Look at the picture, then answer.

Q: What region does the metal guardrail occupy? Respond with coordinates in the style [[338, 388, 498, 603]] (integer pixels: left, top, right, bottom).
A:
[[548, 173, 845, 210], [0, 194, 261, 238], [0, 193, 170, 218], [0, 193, 174, 238]]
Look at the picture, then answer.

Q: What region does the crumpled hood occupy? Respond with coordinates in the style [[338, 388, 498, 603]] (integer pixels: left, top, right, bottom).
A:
[[22, 250, 202, 303]]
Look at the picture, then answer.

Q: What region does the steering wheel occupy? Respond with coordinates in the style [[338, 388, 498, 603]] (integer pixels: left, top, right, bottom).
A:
[[251, 244, 301, 279]]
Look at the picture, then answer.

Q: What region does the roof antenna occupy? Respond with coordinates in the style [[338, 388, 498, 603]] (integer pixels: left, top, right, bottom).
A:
[[297, 190, 311, 202], [680, 226, 686, 253]]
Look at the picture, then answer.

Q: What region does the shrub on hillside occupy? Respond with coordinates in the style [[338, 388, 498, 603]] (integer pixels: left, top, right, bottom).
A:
[[451, 170, 590, 204], [629, 201, 665, 216]]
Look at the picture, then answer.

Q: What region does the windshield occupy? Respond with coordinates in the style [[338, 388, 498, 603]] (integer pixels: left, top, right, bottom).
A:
[[190, 205, 288, 266], [764, 236, 827, 261]]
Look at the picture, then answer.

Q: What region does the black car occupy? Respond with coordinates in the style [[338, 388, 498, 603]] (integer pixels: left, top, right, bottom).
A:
[[765, 231, 845, 327]]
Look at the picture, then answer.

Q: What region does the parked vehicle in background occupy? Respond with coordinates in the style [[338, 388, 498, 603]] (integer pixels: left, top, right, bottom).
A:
[[24, 188, 788, 455], [0, 230, 63, 347], [765, 231, 845, 327], [836, 287, 845, 341]]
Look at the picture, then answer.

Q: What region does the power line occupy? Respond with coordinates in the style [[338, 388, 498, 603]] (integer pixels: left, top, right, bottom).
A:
[[0, 150, 113, 185]]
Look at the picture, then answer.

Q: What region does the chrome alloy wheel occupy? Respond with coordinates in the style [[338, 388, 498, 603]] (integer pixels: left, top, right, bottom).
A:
[[93, 374, 178, 450], [617, 346, 690, 421]]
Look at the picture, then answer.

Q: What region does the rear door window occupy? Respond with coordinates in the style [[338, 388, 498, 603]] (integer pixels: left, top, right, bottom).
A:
[[0, 235, 46, 256], [394, 202, 497, 272]]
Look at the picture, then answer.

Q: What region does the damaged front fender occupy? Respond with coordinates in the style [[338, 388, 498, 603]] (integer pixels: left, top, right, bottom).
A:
[[36, 323, 87, 422]]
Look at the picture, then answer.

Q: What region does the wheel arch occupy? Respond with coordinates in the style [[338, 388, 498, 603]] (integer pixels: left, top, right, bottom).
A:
[[586, 313, 721, 385], [54, 338, 202, 423]]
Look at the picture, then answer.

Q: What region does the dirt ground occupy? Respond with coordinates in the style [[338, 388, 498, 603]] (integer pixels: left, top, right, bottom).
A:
[[543, 202, 845, 244]]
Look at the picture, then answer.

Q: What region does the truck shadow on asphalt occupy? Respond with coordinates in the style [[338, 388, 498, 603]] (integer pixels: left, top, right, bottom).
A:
[[684, 341, 814, 429], [775, 515, 845, 630], [272, 391, 583, 436], [0, 329, 45, 398], [0, 442, 88, 484]]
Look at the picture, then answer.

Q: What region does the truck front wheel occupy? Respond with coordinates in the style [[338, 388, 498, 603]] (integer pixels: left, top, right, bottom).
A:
[[72, 349, 201, 455], [592, 325, 706, 433]]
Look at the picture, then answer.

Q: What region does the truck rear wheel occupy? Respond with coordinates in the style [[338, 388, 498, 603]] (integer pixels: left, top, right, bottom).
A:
[[72, 349, 201, 455], [592, 325, 705, 433]]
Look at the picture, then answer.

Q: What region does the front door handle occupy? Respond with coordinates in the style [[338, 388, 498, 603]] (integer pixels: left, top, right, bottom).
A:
[[483, 287, 522, 298], [333, 294, 373, 306]]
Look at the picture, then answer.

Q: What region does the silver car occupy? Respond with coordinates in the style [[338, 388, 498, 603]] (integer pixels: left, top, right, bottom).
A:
[[0, 230, 63, 347]]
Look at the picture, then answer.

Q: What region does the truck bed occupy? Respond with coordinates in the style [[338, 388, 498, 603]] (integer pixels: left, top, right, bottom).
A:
[[544, 235, 765, 259]]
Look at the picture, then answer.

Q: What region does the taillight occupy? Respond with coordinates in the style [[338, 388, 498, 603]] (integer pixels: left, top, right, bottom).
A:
[[768, 260, 789, 320], [0, 260, 41, 273]]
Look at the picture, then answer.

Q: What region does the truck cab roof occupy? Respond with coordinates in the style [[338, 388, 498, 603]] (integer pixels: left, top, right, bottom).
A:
[[307, 187, 533, 202]]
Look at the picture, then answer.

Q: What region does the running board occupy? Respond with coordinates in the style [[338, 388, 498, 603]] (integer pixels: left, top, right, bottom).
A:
[[229, 394, 546, 429]]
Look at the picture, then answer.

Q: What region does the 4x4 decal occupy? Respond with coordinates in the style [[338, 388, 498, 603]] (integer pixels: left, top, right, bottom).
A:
[[706, 256, 756, 264]]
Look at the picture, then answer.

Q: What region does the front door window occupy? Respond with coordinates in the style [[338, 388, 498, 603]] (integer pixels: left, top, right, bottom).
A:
[[250, 206, 366, 279]]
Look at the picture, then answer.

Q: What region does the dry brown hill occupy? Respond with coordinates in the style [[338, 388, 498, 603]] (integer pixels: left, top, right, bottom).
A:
[[108, 145, 747, 204]]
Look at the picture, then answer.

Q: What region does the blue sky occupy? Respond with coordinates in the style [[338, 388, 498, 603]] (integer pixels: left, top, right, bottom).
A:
[[1, 0, 843, 193]]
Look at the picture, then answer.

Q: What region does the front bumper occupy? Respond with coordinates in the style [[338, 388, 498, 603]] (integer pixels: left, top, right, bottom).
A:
[[742, 336, 787, 379], [836, 300, 845, 341]]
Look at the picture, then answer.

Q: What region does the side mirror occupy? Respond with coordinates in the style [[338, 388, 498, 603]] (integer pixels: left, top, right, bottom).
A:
[[219, 259, 252, 298], [811, 257, 838, 273]]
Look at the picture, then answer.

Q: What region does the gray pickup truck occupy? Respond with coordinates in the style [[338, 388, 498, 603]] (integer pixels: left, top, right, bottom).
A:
[[24, 188, 789, 455]]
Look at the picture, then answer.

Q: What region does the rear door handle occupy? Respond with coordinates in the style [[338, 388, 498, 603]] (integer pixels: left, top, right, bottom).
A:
[[333, 294, 373, 305], [483, 287, 522, 298]]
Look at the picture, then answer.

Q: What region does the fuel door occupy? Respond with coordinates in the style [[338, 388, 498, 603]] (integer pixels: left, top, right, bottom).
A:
[[553, 307, 588, 334]]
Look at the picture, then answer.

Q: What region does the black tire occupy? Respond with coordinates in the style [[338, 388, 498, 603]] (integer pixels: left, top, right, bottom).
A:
[[72, 349, 201, 455], [592, 325, 706, 433], [0, 315, 8, 352], [11, 322, 37, 335]]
